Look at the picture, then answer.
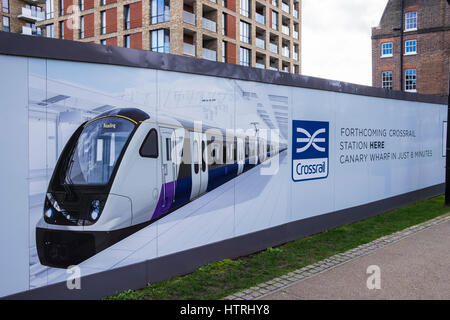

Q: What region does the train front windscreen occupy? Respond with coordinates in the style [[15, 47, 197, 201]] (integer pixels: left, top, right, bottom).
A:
[[65, 117, 135, 185]]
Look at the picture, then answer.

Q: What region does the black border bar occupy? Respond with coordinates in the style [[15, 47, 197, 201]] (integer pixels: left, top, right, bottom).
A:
[[0, 31, 446, 105]]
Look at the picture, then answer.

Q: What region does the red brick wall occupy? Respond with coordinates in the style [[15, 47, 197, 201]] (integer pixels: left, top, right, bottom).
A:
[[130, 1, 142, 29], [226, 15, 236, 39], [84, 13, 94, 38], [226, 0, 235, 11], [130, 32, 142, 49], [85, 0, 94, 10], [63, 0, 73, 16], [106, 8, 117, 33], [105, 0, 116, 4], [106, 37, 117, 46], [63, 19, 73, 40], [226, 42, 236, 64]]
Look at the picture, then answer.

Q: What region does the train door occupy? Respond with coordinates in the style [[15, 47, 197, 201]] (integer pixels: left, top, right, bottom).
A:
[[190, 131, 208, 200], [237, 137, 244, 175], [160, 127, 177, 207]]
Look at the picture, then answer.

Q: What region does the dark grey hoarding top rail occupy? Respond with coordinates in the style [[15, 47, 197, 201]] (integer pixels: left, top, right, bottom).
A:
[[0, 31, 446, 105]]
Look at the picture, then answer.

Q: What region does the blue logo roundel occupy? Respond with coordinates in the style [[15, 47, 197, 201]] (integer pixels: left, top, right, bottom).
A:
[[292, 120, 329, 182]]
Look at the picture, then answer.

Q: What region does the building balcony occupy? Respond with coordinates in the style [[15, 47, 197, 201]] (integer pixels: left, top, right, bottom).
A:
[[255, 62, 265, 69], [183, 43, 196, 56], [18, 7, 45, 22], [21, 25, 42, 36], [269, 43, 278, 54], [282, 47, 289, 57], [255, 12, 265, 25], [281, 25, 290, 36], [256, 37, 265, 50], [202, 48, 217, 61], [202, 18, 217, 33], [293, 30, 298, 39], [293, 51, 298, 60], [270, 66, 278, 71], [293, 9, 298, 19], [183, 11, 196, 25], [281, 3, 289, 14]]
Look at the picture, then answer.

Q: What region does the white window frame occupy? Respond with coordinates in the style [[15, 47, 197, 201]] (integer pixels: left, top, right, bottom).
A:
[[404, 39, 417, 55], [381, 42, 393, 58], [240, 47, 250, 67], [240, 20, 250, 44], [240, 0, 250, 18], [405, 69, 417, 92], [405, 11, 417, 32], [381, 71, 393, 89]]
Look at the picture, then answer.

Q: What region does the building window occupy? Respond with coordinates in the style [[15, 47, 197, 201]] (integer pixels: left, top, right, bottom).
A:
[[240, 47, 250, 66], [405, 39, 417, 55], [381, 42, 393, 57], [151, 0, 170, 24], [271, 11, 278, 30], [59, 21, 64, 39], [101, 39, 106, 45], [60, 0, 64, 15], [240, 21, 250, 43], [405, 11, 417, 31], [222, 13, 227, 36], [2, 0, 9, 13], [101, 11, 106, 34], [381, 71, 393, 89], [222, 0, 227, 7], [2, 16, 9, 32], [46, 24, 54, 38], [151, 29, 170, 53], [79, 0, 84, 11], [240, 0, 250, 18], [100, 0, 106, 5], [405, 69, 417, 92], [124, 34, 130, 48], [46, 0, 54, 19], [80, 16, 84, 38], [222, 41, 226, 62], [124, 4, 130, 29]]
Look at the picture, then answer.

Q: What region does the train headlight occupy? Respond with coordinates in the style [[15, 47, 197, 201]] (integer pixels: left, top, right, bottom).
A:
[[89, 200, 102, 221], [45, 208, 54, 219], [46, 193, 62, 212]]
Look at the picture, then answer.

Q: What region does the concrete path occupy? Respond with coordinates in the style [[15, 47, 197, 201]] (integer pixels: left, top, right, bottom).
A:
[[260, 218, 450, 300]]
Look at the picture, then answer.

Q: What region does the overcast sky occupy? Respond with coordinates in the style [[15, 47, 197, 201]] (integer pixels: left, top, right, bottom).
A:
[[302, 0, 389, 86]]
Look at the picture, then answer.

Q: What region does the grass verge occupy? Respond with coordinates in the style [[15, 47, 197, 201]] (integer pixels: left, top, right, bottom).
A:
[[108, 195, 449, 300]]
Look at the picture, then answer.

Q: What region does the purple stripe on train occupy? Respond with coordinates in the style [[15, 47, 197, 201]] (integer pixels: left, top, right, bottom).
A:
[[151, 181, 176, 220]]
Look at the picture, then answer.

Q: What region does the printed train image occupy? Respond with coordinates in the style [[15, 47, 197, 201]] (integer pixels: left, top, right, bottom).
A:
[[36, 108, 286, 268]]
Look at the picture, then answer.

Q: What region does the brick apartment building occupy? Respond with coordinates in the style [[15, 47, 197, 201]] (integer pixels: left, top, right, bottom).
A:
[[372, 0, 449, 96], [1, 0, 45, 36], [1, 0, 302, 74]]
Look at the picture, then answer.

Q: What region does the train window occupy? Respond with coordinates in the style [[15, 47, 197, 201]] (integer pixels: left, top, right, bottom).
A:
[[201, 141, 206, 172], [193, 140, 199, 174], [139, 129, 158, 158], [233, 138, 237, 162], [223, 144, 227, 164], [245, 137, 249, 158], [166, 138, 172, 161]]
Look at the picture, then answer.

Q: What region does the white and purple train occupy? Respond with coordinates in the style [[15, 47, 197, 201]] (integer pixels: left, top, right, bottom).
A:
[[36, 108, 286, 268]]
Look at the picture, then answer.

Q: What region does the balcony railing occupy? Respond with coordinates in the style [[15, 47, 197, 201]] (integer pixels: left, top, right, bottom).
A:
[[282, 47, 290, 57], [270, 66, 278, 71], [202, 18, 217, 33], [269, 43, 278, 54], [293, 9, 298, 19], [255, 12, 265, 25], [293, 51, 298, 60], [256, 37, 265, 50], [255, 62, 265, 69], [18, 7, 45, 22], [183, 11, 196, 25], [202, 48, 217, 61], [293, 30, 298, 39], [183, 43, 196, 56], [281, 2, 289, 14], [22, 25, 42, 36], [281, 25, 289, 35]]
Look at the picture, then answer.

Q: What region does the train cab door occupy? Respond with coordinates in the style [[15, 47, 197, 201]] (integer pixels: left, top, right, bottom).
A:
[[190, 131, 208, 200], [160, 127, 177, 207]]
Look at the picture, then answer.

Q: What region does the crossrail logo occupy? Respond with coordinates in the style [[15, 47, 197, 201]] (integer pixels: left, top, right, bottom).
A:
[[292, 120, 329, 182]]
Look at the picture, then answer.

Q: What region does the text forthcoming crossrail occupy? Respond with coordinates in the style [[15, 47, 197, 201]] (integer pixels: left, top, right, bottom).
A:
[[292, 120, 329, 182]]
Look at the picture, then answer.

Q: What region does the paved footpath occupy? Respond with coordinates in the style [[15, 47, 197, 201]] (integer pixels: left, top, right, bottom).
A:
[[225, 214, 450, 300]]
